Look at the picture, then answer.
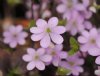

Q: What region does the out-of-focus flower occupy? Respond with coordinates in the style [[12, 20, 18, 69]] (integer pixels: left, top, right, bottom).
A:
[[3, 25, 28, 48], [26, 11, 32, 19], [22, 48, 52, 70], [56, 0, 85, 19], [46, 44, 67, 66], [78, 28, 100, 56], [59, 53, 84, 76], [42, 10, 51, 19], [30, 17, 66, 48], [66, 11, 84, 36], [95, 66, 100, 76], [83, 21, 93, 30]]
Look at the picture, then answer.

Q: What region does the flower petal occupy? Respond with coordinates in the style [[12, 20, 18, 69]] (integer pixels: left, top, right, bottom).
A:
[[27, 48, 35, 55], [16, 25, 23, 33], [31, 33, 44, 41], [95, 56, 100, 65], [59, 52, 67, 59], [37, 48, 45, 56], [78, 36, 88, 43], [48, 17, 58, 27], [27, 61, 35, 70], [22, 54, 32, 62], [56, 4, 66, 13], [88, 47, 100, 56], [50, 33, 63, 44], [90, 28, 98, 38], [36, 61, 45, 70], [41, 55, 52, 62], [52, 26, 66, 34], [9, 41, 17, 48], [17, 39, 25, 45], [40, 34, 51, 48], [36, 19, 47, 28], [30, 27, 43, 34]]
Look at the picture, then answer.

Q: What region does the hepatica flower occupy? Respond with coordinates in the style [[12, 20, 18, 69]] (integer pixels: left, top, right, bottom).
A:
[[56, 0, 85, 19], [46, 44, 67, 66], [22, 48, 52, 70], [30, 17, 66, 48], [60, 53, 84, 76], [66, 11, 84, 36], [3, 25, 28, 48], [78, 28, 100, 56]]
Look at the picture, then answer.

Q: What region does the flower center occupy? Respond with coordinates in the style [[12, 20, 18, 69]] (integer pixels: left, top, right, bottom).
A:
[[90, 39, 96, 44], [46, 28, 51, 33], [13, 33, 17, 37], [34, 55, 39, 60], [73, 21, 77, 27], [51, 51, 56, 56], [69, 62, 74, 66]]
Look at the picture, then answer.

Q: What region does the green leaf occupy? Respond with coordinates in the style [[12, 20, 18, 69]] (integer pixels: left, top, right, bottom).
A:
[[56, 67, 71, 76], [68, 37, 79, 56], [7, 0, 21, 6], [58, 20, 66, 26], [29, 20, 35, 28]]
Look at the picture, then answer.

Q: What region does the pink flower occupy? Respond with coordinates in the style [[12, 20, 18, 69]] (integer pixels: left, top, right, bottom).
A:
[[78, 28, 100, 56], [30, 17, 66, 48], [3, 25, 28, 48], [95, 66, 100, 76], [56, 0, 85, 19], [46, 44, 67, 66], [22, 48, 52, 70], [66, 11, 84, 36], [59, 53, 84, 76]]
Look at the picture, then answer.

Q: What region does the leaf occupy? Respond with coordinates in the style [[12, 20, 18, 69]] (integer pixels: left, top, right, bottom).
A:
[[68, 37, 79, 56], [29, 20, 35, 28], [56, 67, 71, 76], [58, 20, 66, 26]]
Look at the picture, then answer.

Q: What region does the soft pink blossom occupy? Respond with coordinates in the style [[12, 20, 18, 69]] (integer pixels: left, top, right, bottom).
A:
[[30, 17, 66, 48]]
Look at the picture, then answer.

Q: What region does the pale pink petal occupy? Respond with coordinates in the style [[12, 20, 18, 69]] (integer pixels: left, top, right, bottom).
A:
[[52, 58, 59, 66], [22, 55, 32, 62], [88, 47, 100, 56], [52, 26, 66, 34], [75, 66, 83, 72], [20, 32, 28, 38], [40, 34, 50, 48], [96, 38, 100, 48], [17, 39, 25, 45], [78, 36, 88, 43], [75, 4, 85, 11], [95, 56, 100, 65], [81, 30, 89, 38], [55, 44, 63, 51], [4, 38, 12, 43], [80, 44, 89, 52], [37, 48, 45, 56], [70, 28, 78, 36], [41, 55, 52, 62], [9, 41, 17, 48], [59, 52, 67, 59], [27, 61, 35, 70], [36, 19, 47, 28], [16, 25, 23, 33], [48, 17, 58, 27], [3, 32, 11, 37], [56, 4, 66, 13], [27, 48, 35, 55], [9, 26, 16, 33], [36, 61, 45, 70], [31, 33, 44, 41], [30, 27, 43, 34], [50, 33, 63, 44], [90, 28, 98, 38]]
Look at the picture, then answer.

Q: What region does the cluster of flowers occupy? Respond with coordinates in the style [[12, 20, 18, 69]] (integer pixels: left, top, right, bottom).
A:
[[2, 0, 100, 76]]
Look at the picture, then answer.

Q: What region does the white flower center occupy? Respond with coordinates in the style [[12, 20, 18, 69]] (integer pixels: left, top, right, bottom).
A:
[[34, 55, 39, 60], [51, 51, 56, 56], [67, 0, 73, 9]]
